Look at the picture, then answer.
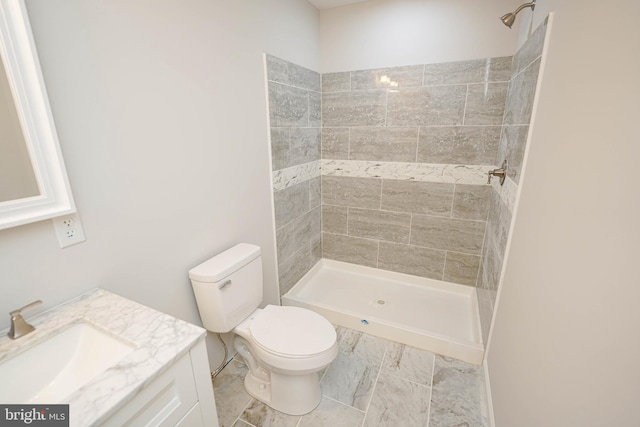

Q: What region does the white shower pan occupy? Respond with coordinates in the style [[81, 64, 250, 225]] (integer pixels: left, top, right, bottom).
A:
[[282, 259, 484, 365]]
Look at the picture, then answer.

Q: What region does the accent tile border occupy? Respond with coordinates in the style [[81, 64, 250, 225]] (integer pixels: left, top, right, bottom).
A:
[[272, 160, 498, 190], [322, 159, 493, 185], [272, 160, 321, 191]]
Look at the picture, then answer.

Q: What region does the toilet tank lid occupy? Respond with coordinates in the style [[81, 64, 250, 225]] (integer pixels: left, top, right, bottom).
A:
[[189, 243, 261, 283]]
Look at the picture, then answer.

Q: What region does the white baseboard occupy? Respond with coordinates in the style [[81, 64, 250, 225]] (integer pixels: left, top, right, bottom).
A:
[[483, 359, 496, 427]]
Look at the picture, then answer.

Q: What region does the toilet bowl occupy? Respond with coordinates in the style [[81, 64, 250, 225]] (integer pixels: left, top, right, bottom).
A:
[[189, 243, 337, 415], [232, 305, 337, 414]]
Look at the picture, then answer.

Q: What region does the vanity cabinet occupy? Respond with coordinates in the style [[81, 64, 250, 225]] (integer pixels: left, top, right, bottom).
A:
[[102, 340, 218, 427]]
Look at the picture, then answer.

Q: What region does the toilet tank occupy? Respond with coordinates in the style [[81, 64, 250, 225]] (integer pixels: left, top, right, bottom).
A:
[[189, 243, 263, 333]]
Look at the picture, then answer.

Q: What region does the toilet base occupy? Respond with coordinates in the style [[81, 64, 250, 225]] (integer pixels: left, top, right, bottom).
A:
[[244, 368, 322, 416], [234, 335, 323, 415]]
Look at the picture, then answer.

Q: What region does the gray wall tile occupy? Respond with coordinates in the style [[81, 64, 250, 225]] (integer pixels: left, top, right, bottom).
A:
[[309, 176, 321, 209], [443, 252, 481, 286], [411, 215, 485, 255], [322, 72, 350, 92], [268, 82, 308, 127], [486, 190, 512, 260], [423, 57, 512, 86], [276, 207, 321, 261], [487, 56, 513, 83], [511, 20, 547, 77], [278, 244, 317, 296], [322, 176, 382, 209], [290, 127, 321, 166], [311, 232, 322, 260], [322, 232, 378, 268], [386, 86, 466, 126], [351, 65, 424, 90], [497, 125, 529, 184], [479, 237, 502, 308], [274, 181, 309, 229], [350, 127, 418, 162], [322, 127, 350, 160], [348, 208, 411, 244], [309, 91, 321, 127], [417, 126, 500, 165], [503, 58, 541, 126], [322, 205, 348, 234], [477, 286, 493, 346], [452, 184, 491, 221], [464, 82, 509, 125], [381, 180, 454, 216], [378, 241, 445, 280], [270, 128, 289, 171], [266, 54, 320, 92], [322, 91, 387, 127]]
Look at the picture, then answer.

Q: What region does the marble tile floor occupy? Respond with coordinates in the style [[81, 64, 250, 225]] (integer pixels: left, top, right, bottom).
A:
[[212, 326, 489, 427]]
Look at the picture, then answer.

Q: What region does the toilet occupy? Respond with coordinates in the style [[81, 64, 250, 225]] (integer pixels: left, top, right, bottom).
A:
[[189, 243, 337, 415]]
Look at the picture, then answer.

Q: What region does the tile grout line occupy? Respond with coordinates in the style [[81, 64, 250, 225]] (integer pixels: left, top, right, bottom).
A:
[[383, 370, 436, 389], [476, 187, 492, 289], [408, 213, 414, 246], [426, 355, 436, 427], [462, 84, 470, 126], [321, 394, 367, 414], [233, 398, 257, 427], [442, 251, 448, 281], [442, 183, 456, 280], [415, 126, 420, 163], [359, 344, 388, 427]]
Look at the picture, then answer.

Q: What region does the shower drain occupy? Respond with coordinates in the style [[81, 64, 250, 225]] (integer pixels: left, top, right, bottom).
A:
[[371, 299, 386, 307]]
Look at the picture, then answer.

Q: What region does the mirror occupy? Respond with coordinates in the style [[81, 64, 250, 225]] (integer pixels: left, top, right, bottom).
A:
[[0, 0, 75, 230]]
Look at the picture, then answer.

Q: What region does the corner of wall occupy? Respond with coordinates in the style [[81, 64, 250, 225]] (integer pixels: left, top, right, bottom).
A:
[[483, 357, 496, 427]]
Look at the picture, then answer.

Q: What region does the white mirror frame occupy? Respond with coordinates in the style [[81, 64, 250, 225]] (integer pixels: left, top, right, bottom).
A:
[[0, 0, 75, 230]]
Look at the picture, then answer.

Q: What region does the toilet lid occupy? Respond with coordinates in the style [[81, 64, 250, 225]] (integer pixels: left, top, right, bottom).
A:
[[250, 306, 336, 357]]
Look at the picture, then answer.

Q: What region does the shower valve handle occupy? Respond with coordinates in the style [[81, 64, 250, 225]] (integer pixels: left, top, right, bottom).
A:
[[487, 160, 508, 185]]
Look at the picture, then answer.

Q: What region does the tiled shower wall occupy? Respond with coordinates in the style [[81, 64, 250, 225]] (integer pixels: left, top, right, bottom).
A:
[[266, 55, 322, 295], [477, 19, 549, 343], [320, 57, 512, 284], [267, 26, 545, 313]]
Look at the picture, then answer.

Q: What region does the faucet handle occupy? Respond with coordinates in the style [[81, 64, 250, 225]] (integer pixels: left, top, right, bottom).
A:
[[10, 300, 43, 317], [8, 300, 42, 339], [487, 159, 508, 186]]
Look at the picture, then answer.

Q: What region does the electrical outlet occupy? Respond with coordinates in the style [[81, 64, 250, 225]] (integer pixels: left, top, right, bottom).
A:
[[52, 213, 86, 248]]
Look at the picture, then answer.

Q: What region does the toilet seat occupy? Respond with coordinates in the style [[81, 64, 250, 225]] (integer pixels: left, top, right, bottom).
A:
[[250, 305, 336, 358]]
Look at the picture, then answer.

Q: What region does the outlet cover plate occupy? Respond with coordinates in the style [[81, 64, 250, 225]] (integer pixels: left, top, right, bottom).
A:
[[52, 213, 86, 248]]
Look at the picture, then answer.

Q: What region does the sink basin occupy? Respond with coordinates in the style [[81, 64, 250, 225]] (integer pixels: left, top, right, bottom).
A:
[[0, 322, 135, 403]]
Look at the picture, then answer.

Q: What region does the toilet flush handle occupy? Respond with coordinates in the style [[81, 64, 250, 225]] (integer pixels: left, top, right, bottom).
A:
[[218, 280, 232, 290]]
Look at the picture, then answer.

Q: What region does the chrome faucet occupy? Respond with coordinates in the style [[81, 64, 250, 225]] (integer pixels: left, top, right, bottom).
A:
[[8, 300, 42, 339]]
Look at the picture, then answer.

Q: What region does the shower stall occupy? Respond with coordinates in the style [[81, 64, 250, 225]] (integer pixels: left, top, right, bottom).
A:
[[266, 17, 549, 364]]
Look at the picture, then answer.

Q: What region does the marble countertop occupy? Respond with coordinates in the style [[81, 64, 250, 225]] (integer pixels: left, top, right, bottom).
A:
[[0, 288, 206, 426]]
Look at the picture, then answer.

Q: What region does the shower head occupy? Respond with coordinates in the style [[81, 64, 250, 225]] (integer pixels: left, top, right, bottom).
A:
[[500, 1, 536, 28]]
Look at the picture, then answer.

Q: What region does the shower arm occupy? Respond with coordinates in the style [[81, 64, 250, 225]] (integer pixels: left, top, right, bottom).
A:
[[512, 2, 536, 16]]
